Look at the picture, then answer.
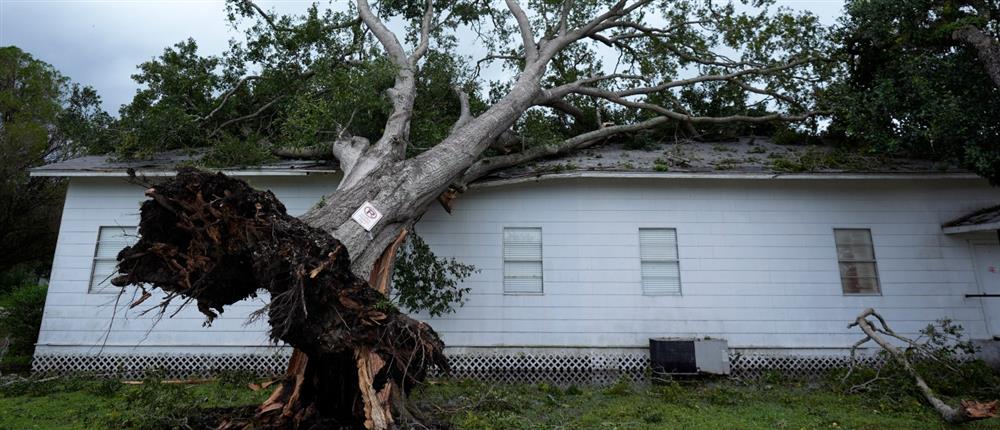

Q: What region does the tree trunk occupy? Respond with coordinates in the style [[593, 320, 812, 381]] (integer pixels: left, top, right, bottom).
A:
[[953, 24, 1000, 89], [113, 169, 447, 429]]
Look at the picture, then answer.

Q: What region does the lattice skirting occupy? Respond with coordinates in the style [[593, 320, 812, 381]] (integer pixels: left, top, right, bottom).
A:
[[32, 350, 885, 384], [32, 351, 292, 380]]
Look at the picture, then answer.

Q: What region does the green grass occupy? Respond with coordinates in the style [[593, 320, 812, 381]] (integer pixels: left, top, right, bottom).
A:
[[415, 379, 1000, 430], [1, 376, 999, 429]]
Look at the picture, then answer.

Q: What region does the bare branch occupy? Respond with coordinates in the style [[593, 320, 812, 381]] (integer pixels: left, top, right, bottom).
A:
[[357, 0, 409, 67], [410, 0, 435, 65], [458, 116, 669, 186], [541, 99, 587, 124], [210, 95, 286, 137], [332, 136, 372, 177], [197, 76, 260, 123], [242, 0, 361, 34], [558, 0, 573, 36], [543, 57, 815, 103], [244, 0, 292, 33], [472, 54, 522, 81], [451, 87, 473, 133], [505, 0, 538, 62]]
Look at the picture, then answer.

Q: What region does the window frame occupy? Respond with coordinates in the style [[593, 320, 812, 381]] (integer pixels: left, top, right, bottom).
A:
[[833, 228, 882, 296], [89, 225, 137, 294], [502, 226, 544, 295], [638, 227, 682, 296]]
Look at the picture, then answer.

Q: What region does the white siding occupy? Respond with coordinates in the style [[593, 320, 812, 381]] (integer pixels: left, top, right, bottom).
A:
[[36, 176, 340, 355], [36, 175, 1000, 356]]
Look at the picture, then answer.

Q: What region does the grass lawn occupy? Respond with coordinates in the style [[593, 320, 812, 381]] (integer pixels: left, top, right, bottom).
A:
[[1, 375, 999, 429]]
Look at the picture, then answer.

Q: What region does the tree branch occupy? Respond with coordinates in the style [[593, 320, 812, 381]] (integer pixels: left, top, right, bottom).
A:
[[457, 116, 668, 186], [558, 0, 573, 36], [505, 0, 538, 62], [357, 0, 409, 67], [197, 75, 260, 123], [210, 95, 286, 137], [410, 0, 435, 65], [543, 57, 814, 101], [450, 87, 473, 133], [953, 24, 1000, 89], [848, 308, 998, 424]]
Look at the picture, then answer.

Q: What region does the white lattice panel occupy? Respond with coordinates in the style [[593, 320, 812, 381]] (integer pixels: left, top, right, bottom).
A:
[[33, 351, 884, 384]]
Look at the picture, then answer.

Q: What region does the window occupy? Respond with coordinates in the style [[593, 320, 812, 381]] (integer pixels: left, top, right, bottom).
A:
[[639, 228, 681, 295], [834, 229, 880, 295], [503, 227, 543, 294], [90, 226, 137, 294]]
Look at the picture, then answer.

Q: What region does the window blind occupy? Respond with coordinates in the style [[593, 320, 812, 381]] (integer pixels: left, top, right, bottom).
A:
[[503, 227, 543, 294], [90, 226, 137, 294], [639, 228, 681, 295]]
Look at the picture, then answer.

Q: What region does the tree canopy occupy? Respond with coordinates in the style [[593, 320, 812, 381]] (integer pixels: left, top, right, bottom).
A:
[[830, 0, 1000, 183], [107, 0, 834, 166], [0, 46, 112, 273]]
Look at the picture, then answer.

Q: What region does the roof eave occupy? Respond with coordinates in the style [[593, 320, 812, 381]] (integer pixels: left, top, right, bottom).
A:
[[471, 171, 983, 188], [29, 169, 339, 177], [942, 222, 1000, 235]]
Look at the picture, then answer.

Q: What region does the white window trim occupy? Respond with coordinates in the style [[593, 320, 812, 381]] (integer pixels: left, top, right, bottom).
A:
[[833, 228, 882, 296], [89, 226, 137, 294], [639, 227, 682, 296], [502, 226, 544, 295]]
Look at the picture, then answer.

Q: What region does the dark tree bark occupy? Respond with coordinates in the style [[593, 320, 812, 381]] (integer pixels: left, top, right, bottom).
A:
[[112, 169, 446, 429], [953, 25, 1000, 89]]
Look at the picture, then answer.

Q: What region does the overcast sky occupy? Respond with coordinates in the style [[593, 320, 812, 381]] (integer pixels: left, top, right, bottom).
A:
[[0, 0, 846, 114]]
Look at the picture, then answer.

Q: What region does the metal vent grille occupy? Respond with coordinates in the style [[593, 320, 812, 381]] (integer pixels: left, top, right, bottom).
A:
[[32, 350, 884, 383]]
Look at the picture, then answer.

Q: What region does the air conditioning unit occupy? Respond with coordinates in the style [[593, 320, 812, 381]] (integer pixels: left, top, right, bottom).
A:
[[649, 338, 730, 376]]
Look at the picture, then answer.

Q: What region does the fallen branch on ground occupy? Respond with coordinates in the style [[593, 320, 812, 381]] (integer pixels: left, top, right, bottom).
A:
[[847, 308, 998, 423]]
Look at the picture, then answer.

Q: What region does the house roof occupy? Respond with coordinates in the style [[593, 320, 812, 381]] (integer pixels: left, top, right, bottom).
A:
[[30, 138, 978, 181], [475, 137, 976, 186], [943, 205, 1000, 234], [29, 150, 338, 177]]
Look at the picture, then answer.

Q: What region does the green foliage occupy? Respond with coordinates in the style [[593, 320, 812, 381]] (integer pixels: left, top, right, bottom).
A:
[[199, 134, 277, 168], [831, 318, 1000, 409], [102, 0, 832, 165], [830, 0, 1000, 183], [392, 232, 477, 317], [0, 264, 39, 297], [0, 46, 110, 273], [0, 283, 47, 372]]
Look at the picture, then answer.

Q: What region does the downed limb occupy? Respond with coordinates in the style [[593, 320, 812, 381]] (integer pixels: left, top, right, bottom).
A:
[[847, 308, 998, 424], [112, 169, 447, 429]]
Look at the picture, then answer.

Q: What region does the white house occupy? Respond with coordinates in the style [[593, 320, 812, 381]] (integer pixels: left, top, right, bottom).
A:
[[27, 140, 1000, 380]]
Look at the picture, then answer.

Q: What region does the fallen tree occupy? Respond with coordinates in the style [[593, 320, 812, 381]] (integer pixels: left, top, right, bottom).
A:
[[847, 308, 998, 424], [113, 169, 446, 429], [105, 0, 834, 428]]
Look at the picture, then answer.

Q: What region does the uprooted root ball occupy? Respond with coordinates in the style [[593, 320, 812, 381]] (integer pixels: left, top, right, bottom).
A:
[[112, 168, 447, 427]]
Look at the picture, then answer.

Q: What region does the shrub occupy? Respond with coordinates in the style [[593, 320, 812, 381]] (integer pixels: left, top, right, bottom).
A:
[[0, 283, 47, 372]]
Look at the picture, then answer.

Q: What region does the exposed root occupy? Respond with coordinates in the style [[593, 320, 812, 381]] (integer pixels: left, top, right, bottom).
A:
[[113, 169, 448, 429], [848, 308, 998, 423]]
